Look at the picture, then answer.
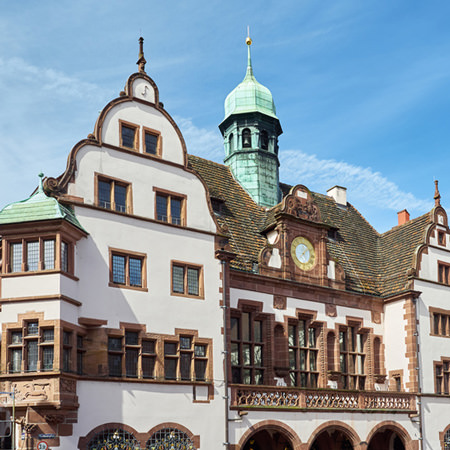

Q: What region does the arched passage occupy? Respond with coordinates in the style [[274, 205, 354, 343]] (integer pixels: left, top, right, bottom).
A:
[[366, 422, 412, 450], [308, 422, 360, 450], [238, 421, 302, 450]]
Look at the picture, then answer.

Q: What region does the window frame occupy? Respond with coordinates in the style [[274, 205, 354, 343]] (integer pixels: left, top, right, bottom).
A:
[[142, 126, 162, 157], [339, 324, 367, 390], [109, 248, 147, 291], [435, 358, 450, 395], [230, 309, 266, 385], [119, 119, 139, 150], [288, 318, 320, 388], [438, 261, 450, 285], [153, 188, 186, 226], [431, 307, 450, 337], [170, 261, 204, 299], [95, 173, 133, 214]]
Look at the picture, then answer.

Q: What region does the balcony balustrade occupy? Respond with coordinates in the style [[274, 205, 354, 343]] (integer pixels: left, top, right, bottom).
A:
[[230, 384, 416, 413]]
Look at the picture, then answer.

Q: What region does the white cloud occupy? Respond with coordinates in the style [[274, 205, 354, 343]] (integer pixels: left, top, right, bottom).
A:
[[174, 116, 223, 161], [280, 149, 432, 212]]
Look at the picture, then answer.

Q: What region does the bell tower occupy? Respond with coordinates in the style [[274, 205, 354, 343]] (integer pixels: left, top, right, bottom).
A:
[[219, 35, 282, 208]]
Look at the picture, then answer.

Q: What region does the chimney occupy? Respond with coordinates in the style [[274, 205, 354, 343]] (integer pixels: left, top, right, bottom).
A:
[[397, 209, 410, 226], [327, 186, 347, 207]]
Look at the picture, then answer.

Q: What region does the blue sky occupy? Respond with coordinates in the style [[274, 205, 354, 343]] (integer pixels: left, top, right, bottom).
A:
[[1, 1, 450, 232]]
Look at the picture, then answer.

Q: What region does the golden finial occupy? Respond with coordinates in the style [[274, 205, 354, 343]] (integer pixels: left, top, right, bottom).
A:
[[246, 26, 252, 46]]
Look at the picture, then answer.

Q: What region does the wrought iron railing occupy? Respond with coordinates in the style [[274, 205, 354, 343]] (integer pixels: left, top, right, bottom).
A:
[[230, 385, 416, 412]]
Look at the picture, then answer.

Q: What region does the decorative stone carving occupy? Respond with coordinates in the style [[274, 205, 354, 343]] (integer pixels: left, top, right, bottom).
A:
[[61, 378, 76, 393], [281, 186, 321, 223], [13, 382, 50, 402], [371, 311, 381, 324], [325, 304, 337, 317], [273, 295, 287, 310], [45, 414, 65, 424]]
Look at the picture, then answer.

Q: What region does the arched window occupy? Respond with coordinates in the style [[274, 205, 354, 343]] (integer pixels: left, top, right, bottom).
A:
[[242, 128, 251, 148], [444, 429, 450, 449], [229, 133, 234, 153], [88, 428, 140, 450], [147, 428, 195, 450], [260, 130, 269, 150]]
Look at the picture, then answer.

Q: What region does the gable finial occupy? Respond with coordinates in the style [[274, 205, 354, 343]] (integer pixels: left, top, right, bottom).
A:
[[137, 36, 147, 74], [38, 172, 44, 193], [245, 26, 253, 78], [434, 179, 441, 206]]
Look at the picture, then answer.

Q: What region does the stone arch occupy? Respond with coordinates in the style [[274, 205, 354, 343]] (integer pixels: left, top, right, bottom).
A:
[[366, 421, 414, 450], [78, 422, 143, 449], [236, 420, 302, 450], [146, 422, 199, 449], [439, 423, 450, 450], [307, 421, 361, 450]]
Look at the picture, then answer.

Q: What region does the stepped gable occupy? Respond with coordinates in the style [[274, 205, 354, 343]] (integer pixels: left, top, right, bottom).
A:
[[188, 155, 267, 272], [378, 213, 430, 296]]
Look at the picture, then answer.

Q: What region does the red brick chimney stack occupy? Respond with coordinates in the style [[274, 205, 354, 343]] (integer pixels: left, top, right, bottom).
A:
[[397, 209, 410, 226]]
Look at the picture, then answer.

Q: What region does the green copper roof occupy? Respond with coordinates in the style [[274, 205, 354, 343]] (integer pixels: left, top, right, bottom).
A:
[[0, 174, 86, 232], [224, 43, 278, 120]]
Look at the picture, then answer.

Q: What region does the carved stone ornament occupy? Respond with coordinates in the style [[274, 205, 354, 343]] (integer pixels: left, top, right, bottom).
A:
[[325, 304, 337, 317], [61, 378, 76, 393], [327, 370, 341, 381], [281, 186, 321, 223], [273, 295, 287, 310], [260, 248, 273, 267], [374, 374, 387, 384], [13, 381, 50, 402], [45, 414, 65, 424]]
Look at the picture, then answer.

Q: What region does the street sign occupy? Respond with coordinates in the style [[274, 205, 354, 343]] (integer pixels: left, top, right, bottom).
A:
[[37, 441, 48, 450], [38, 434, 56, 439]]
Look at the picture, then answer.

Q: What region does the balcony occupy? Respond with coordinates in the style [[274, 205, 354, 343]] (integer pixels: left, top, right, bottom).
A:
[[230, 384, 416, 413]]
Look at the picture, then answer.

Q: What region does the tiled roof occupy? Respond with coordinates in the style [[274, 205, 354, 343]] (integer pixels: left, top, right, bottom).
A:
[[188, 155, 429, 297]]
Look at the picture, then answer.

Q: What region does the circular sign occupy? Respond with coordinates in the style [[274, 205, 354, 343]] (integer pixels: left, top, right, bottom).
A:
[[37, 441, 48, 450]]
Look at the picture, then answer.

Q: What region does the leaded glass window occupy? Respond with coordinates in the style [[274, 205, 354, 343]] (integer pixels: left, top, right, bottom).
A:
[[111, 252, 144, 288], [114, 184, 127, 213], [121, 124, 137, 149], [11, 348, 22, 373], [27, 340, 38, 372], [155, 192, 184, 225], [145, 131, 159, 155], [61, 241, 69, 272], [43, 239, 55, 269], [42, 346, 54, 371], [172, 265, 184, 293], [112, 255, 126, 284], [146, 428, 195, 450], [27, 241, 39, 271], [444, 429, 450, 449], [172, 263, 202, 297], [129, 257, 142, 287], [99, 180, 112, 209], [88, 428, 140, 450], [231, 312, 264, 385], [11, 242, 22, 272]]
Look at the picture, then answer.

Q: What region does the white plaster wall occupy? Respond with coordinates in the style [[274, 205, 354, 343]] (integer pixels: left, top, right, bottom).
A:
[[131, 78, 156, 104], [67, 145, 215, 232], [414, 279, 450, 392], [1, 274, 77, 300], [66, 380, 225, 449], [421, 396, 450, 450], [101, 101, 183, 165], [1, 300, 63, 323], [384, 300, 410, 387], [418, 244, 450, 281]]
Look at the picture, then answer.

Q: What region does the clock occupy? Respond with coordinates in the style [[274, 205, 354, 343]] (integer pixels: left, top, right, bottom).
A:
[[291, 236, 315, 271]]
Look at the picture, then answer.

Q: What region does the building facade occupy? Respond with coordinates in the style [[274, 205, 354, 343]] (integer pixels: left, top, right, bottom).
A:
[[0, 37, 449, 450]]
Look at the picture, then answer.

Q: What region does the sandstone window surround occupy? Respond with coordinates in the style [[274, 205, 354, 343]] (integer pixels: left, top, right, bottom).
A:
[[108, 247, 147, 291], [95, 173, 133, 214], [154, 188, 186, 226], [171, 261, 203, 299]]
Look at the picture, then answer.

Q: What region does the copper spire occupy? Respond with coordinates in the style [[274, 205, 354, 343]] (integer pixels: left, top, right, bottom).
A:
[[434, 180, 441, 206], [137, 37, 147, 73]]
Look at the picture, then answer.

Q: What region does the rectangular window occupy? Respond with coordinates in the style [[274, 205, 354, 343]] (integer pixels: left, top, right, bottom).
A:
[[42, 346, 54, 371], [97, 176, 131, 213], [439, 262, 450, 285], [11, 348, 22, 373], [77, 335, 84, 375], [339, 326, 366, 390], [27, 322, 39, 336], [42, 329, 54, 342], [120, 121, 138, 149], [62, 331, 72, 372], [143, 128, 161, 156], [288, 319, 320, 388], [439, 231, 446, 246], [43, 240, 55, 270], [11, 242, 22, 272], [110, 249, 146, 289], [11, 331, 22, 344], [125, 331, 139, 378], [436, 361, 450, 395], [431, 310, 450, 337], [9, 239, 59, 273], [154, 190, 186, 226], [231, 312, 265, 385], [194, 344, 207, 381], [108, 337, 123, 377], [164, 342, 178, 380], [142, 340, 156, 379], [26, 241, 39, 271], [171, 262, 203, 298], [27, 340, 38, 372], [61, 242, 69, 272]]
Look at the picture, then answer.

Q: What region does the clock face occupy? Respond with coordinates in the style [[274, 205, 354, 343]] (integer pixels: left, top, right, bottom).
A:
[[291, 236, 315, 271]]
